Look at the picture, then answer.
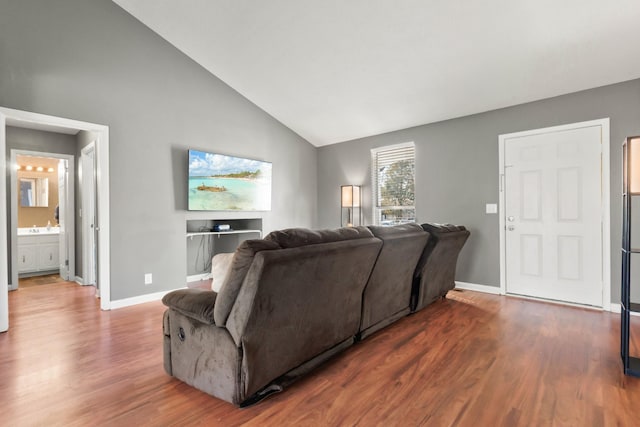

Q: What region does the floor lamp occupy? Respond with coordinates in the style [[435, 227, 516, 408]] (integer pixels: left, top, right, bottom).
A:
[[341, 185, 361, 227]]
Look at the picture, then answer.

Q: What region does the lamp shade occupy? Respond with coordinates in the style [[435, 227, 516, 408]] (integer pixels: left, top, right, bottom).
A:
[[630, 137, 640, 194], [341, 185, 360, 208]]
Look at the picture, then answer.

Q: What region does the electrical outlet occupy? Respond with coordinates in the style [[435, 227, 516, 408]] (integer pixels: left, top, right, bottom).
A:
[[144, 273, 152, 285]]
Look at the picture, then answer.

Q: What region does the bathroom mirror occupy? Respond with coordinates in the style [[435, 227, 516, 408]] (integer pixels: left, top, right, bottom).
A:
[[20, 177, 49, 207]]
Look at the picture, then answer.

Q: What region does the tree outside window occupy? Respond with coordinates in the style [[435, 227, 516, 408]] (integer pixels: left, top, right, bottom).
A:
[[372, 143, 415, 225]]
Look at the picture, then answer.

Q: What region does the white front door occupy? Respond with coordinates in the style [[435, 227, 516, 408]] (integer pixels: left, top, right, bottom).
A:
[[503, 124, 603, 306]]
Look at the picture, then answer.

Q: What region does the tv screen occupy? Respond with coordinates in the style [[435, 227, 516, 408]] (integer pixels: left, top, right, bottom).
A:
[[188, 149, 272, 211]]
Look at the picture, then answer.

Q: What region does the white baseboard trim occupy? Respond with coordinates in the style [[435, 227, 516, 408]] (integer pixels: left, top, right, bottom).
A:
[[75, 276, 84, 285], [187, 273, 211, 283], [110, 288, 184, 310], [456, 281, 617, 312], [609, 304, 640, 316], [454, 281, 502, 295]]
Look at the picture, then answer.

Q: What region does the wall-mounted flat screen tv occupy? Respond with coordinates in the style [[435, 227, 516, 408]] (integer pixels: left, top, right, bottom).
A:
[[188, 149, 272, 211]]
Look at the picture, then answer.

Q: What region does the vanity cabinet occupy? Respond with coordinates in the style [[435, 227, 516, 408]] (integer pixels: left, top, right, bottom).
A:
[[17, 244, 37, 272], [18, 234, 59, 275], [38, 242, 59, 270]]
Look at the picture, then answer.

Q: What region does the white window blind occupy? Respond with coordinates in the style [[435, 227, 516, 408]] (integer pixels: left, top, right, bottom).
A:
[[371, 142, 415, 225]]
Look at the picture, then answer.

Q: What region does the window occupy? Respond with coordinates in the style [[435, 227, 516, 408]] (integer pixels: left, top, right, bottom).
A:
[[371, 142, 415, 225]]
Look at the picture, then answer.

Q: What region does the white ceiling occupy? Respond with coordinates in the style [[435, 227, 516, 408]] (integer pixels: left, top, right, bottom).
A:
[[113, 0, 640, 147]]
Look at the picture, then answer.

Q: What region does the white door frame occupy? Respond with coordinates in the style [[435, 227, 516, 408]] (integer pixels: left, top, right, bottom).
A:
[[9, 150, 75, 290], [0, 107, 111, 332], [498, 118, 611, 310]]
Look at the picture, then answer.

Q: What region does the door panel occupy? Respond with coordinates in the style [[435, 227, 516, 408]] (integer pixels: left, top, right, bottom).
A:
[[504, 125, 602, 306], [520, 234, 542, 276], [557, 168, 580, 221], [58, 159, 69, 280], [81, 144, 97, 287], [520, 170, 542, 220], [557, 235, 582, 281]]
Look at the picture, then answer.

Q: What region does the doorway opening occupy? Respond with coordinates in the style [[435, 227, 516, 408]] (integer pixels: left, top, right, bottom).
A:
[[10, 151, 75, 291], [0, 107, 111, 333]]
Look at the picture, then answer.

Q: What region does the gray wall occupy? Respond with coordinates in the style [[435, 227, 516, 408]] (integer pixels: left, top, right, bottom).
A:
[[318, 79, 640, 301], [0, 0, 317, 301]]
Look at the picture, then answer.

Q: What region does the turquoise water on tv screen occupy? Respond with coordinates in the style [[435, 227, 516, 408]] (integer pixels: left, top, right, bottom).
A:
[[188, 177, 271, 211]]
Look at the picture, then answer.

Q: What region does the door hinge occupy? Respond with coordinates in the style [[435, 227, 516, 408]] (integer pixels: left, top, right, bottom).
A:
[[65, 259, 69, 266]]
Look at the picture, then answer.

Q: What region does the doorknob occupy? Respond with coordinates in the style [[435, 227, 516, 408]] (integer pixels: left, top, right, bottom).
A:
[[508, 216, 515, 222], [508, 225, 515, 231]]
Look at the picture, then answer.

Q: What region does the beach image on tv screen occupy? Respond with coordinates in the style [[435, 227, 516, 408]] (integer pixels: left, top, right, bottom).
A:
[[188, 150, 272, 211]]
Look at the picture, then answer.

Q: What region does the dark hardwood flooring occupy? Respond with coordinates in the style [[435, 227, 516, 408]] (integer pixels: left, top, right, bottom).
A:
[[2, 282, 640, 426]]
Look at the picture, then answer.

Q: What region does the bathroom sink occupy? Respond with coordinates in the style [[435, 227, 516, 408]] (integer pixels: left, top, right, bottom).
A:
[[17, 227, 60, 236]]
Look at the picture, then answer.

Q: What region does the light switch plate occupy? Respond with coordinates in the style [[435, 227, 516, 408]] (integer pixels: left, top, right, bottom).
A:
[[486, 203, 498, 214]]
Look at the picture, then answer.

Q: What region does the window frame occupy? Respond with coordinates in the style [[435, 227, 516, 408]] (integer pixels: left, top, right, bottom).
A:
[[370, 142, 416, 226]]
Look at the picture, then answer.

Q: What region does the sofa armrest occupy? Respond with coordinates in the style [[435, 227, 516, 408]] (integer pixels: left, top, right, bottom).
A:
[[162, 289, 217, 325]]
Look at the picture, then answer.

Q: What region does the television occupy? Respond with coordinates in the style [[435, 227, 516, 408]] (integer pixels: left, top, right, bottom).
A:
[[188, 149, 272, 211]]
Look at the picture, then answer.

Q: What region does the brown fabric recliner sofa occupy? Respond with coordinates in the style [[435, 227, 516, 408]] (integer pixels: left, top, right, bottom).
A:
[[412, 223, 471, 312], [358, 223, 429, 339], [162, 222, 468, 406], [162, 226, 383, 406]]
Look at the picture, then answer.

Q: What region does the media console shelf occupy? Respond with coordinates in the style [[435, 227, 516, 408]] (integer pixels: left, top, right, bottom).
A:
[[186, 229, 262, 239], [186, 218, 262, 282]]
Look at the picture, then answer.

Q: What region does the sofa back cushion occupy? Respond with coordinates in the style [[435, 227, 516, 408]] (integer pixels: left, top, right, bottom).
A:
[[359, 223, 429, 335], [213, 239, 281, 325], [264, 226, 373, 248], [414, 223, 469, 278], [413, 223, 470, 310], [225, 236, 383, 397]]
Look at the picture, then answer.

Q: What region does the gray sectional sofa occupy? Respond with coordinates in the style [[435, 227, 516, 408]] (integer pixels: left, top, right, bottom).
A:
[[412, 224, 470, 311], [162, 223, 468, 406]]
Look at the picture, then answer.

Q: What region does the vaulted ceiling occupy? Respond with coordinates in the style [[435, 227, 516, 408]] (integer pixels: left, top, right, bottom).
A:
[[113, 0, 640, 146]]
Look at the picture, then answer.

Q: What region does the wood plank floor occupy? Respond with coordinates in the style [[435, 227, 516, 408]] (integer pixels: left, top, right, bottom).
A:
[[18, 273, 65, 288], [2, 283, 640, 426]]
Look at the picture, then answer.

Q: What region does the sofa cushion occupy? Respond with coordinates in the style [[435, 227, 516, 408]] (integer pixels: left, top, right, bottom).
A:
[[264, 226, 373, 248], [412, 222, 470, 310], [162, 288, 218, 325], [421, 223, 467, 233], [367, 222, 425, 239], [211, 252, 235, 292], [213, 239, 281, 326], [359, 223, 429, 338]]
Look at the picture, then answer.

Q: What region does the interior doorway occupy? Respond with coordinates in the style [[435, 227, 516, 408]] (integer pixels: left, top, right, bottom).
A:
[[0, 107, 111, 333], [498, 118, 611, 309], [9, 151, 75, 291]]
